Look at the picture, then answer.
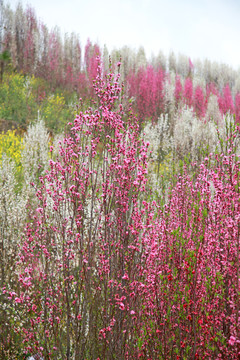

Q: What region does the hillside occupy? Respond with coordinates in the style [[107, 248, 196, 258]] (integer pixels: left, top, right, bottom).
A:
[[1, 1, 240, 360]]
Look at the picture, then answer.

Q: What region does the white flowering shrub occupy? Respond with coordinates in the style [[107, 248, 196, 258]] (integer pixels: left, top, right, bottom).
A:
[[0, 155, 28, 285], [205, 94, 223, 125], [176, 53, 190, 78], [192, 75, 206, 92], [173, 106, 194, 158], [173, 106, 220, 162], [0, 155, 29, 358], [143, 114, 172, 163], [21, 119, 50, 191], [164, 72, 176, 129]]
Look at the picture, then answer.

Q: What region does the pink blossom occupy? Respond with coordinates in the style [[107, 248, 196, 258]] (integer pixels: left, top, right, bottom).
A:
[[122, 273, 129, 280], [229, 336, 236, 346], [119, 302, 125, 310]]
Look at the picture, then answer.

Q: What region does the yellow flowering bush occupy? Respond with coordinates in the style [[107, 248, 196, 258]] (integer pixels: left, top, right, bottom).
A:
[[0, 129, 24, 191], [41, 93, 73, 132], [0, 129, 23, 169], [0, 73, 38, 128]]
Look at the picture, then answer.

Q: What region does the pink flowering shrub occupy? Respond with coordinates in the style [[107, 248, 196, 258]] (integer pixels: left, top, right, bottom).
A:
[[183, 77, 193, 108], [206, 82, 219, 99], [174, 75, 183, 107], [84, 39, 101, 97], [132, 126, 240, 358], [13, 59, 149, 359], [218, 84, 234, 115], [127, 65, 165, 123], [193, 85, 206, 119]]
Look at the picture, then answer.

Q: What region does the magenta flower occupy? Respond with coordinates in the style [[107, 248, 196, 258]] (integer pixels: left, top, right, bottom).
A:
[[119, 302, 125, 310], [229, 336, 236, 346]]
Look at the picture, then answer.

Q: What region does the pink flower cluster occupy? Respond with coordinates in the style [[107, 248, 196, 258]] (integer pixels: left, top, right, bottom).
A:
[[127, 65, 165, 123]]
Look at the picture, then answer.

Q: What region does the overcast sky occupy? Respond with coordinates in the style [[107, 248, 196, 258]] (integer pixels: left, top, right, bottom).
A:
[[9, 0, 240, 70]]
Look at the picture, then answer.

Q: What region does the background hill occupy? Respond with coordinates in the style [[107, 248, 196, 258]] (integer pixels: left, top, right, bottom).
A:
[[1, 1, 240, 133]]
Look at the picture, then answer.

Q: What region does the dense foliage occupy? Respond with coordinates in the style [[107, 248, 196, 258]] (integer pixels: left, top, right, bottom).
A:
[[1, 1, 240, 359]]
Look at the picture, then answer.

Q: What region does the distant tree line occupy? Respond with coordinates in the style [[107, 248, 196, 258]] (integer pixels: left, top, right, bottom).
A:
[[1, 0, 240, 129]]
